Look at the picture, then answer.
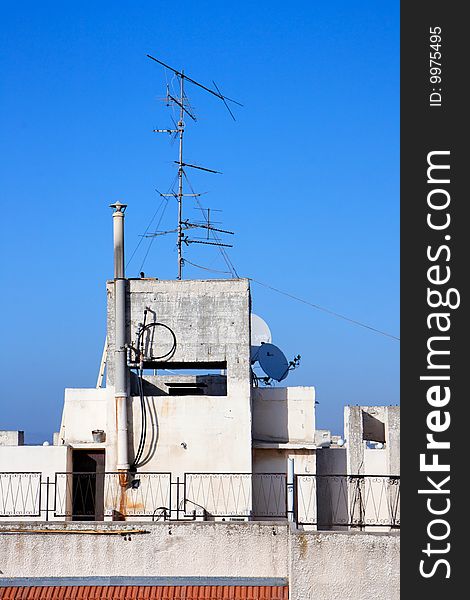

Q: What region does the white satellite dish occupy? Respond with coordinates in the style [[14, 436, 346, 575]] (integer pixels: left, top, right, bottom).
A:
[[257, 343, 289, 382], [250, 313, 272, 362]]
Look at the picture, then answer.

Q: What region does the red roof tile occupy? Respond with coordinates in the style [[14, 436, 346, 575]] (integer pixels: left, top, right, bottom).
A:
[[0, 587, 288, 600]]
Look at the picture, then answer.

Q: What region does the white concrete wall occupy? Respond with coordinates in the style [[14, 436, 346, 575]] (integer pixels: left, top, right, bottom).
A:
[[252, 387, 315, 444], [364, 448, 387, 474], [0, 522, 287, 579], [253, 449, 315, 476], [0, 431, 24, 446], [344, 406, 400, 476], [106, 278, 252, 387], [0, 522, 400, 600], [103, 278, 253, 477], [59, 388, 108, 446], [289, 530, 400, 600], [127, 393, 251, 477]]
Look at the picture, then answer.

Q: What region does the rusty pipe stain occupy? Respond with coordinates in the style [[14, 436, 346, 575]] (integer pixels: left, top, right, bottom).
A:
[[118, 470, 129, 518]]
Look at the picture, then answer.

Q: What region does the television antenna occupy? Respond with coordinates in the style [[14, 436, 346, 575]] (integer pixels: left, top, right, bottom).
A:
[[147, 55, 242, 279]]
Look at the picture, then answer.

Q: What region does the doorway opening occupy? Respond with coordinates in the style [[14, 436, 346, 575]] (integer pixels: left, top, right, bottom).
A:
[[71, 449, 105, 521]]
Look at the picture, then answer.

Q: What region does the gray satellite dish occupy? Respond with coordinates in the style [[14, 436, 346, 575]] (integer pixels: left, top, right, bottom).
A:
[[250, 313, 272, 362], [257, 343, 289, 382]]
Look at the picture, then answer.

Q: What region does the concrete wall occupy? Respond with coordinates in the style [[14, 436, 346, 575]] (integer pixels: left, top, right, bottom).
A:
[[106, 278, 252, 387], [0, 522, 399, 600], [316, 447, 347, 475], [252, 387, 315, 444], [0, 522, 287, 579], [289, 530, 400, 600], [0, 431, 24, 446], [344, 406, 400, 475], [364, 448, 387, 474], [127, 392, 253, 476], [59, 388, 108, 446], [103, 278, 253, 475], [252, 449, 316, 476]]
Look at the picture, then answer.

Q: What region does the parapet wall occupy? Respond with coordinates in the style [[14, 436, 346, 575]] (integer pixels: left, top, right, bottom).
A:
[[0, 522, 399, 600], [290, 530, 400, 600]]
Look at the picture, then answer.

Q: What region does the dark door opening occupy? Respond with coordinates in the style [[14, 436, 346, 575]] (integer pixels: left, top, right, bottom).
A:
[[72, 450, 105, 521]]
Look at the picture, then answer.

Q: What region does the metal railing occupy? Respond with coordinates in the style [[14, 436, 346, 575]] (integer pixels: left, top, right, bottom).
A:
[[184, 473, 287, 519], [0, 471, 400, 528], [296, 475, 400, 528], [0, 472, 42, 517], [54, 472, 171, 519]]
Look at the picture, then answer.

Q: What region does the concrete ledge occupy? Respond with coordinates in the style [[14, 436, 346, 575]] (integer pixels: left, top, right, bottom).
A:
[[0, 577, 289, 588], [0, 520, 286, 531]]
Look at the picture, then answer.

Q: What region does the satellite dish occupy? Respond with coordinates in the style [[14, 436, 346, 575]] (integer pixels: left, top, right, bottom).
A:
[[257, 343, 289, 382], [250, 313, 272, 362]]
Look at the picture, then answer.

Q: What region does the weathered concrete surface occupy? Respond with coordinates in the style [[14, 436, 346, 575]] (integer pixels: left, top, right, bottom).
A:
[[106, 278, 252, 387], [385, 406, 400, 475], [0, 522, 400, 600], [345, 406, 400, 476], [58, 388, 108, 445], [289, 530, 400, 600], [102, 278, 253, 473], [0, 522, 287, 579], [252, 387, 316, 444], [0, 431, 24, 446]]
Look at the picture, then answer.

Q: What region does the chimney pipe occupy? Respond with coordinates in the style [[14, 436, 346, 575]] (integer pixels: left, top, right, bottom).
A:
[[110, 202, 129, 471]]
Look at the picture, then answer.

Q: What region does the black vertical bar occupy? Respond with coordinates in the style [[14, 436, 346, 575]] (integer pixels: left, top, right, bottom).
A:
[[292, 474, 297, 525], [176, 476, 180, 520], [168, 474, 172, 520], [45, 476, 49, 522], [37, 474, 42, 519], [401, 2, 466, 594]]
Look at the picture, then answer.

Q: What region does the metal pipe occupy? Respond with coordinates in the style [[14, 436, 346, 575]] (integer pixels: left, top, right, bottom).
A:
[[110, 202, 129, 472], [287, 457, 295, 522]]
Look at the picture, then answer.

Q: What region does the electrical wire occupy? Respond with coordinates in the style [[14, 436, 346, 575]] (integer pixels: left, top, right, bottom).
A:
[[183, 258, 232, 275], [131, 368, 147, 470], [126, 197, 166, 270], [131, 319, 178, 470], [247, 277, 400, 341], [136, 322, 177, 362], [138, 197, 170, 273], [175, 173, 397, 341]]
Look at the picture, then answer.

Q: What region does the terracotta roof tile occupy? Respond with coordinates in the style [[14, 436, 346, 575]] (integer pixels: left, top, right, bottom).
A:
[[0, 587, 288, 600]]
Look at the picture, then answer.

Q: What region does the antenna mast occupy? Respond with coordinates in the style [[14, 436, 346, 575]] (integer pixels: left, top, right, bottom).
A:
[[177, 72, 184, 280], [148, 55, 241, 280]]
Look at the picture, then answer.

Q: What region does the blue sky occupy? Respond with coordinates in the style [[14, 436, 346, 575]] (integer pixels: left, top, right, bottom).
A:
[[0, 1, 399, 442]]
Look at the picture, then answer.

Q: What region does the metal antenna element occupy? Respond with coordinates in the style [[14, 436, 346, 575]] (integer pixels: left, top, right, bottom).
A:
[[147, 55, 241, 279]]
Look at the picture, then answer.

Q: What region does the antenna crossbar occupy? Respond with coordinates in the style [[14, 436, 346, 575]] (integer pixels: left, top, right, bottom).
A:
[[147, 54, 243, 107], [176, 161, 222, 174], [188, 223, 234, 235], [186, 239, 233, 248], [159, 192, 201, 198]]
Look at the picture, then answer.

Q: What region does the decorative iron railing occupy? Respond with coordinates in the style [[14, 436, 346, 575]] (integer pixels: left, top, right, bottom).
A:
[[296, 474, 400, 528], [0, 471, 399, 527], [54, 472, 172, 519], [0, 472, 42, 517], [183, 473, 287, 519]]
